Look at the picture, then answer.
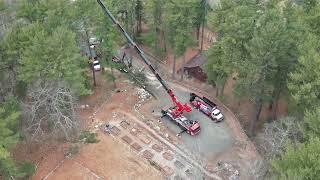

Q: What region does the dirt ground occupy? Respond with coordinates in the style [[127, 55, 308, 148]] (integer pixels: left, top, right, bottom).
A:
[[43, 133, 161, 180], [12, 73, 162, 180], [221, 76, 288, 132]]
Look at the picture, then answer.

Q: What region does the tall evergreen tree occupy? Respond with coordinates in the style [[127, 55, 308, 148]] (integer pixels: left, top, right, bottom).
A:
[[18, 26, 90, 95], [272, 137, 320, 179], [165, 0, 197, 80], [288, 34, 320, 110]]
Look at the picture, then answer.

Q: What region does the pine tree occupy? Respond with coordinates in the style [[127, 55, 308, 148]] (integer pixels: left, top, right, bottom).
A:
[[18, 26, 90, 95], [272, 137, 320, 179], [165, 0, 197, 80], [288, 34, 320, 110]]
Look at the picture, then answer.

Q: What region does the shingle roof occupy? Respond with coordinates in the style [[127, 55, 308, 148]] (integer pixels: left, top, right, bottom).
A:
[[184, 53, 208, 68]]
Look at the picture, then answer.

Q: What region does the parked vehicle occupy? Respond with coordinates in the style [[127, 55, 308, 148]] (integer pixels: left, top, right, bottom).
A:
[[93, 60, 101, 71], [89, 37, 100, 45], [190, 93, 224, 122]]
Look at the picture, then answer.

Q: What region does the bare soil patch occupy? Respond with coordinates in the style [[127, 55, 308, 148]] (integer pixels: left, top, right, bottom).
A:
[[13, 73, 162, 180]]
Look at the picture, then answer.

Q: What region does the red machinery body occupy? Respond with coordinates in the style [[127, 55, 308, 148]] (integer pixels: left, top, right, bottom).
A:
[[96, 0, 200, 135], [190, 93, 224, 122], [161, 105, 201, 135], [168, 89, 192, 116]]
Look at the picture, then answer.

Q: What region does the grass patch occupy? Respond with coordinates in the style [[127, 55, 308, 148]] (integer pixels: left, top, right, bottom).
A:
[[64, 145, 80, 157], [79, 130, 99, 143], [17, 160, 35, 179], [217, 95, 227, 104]]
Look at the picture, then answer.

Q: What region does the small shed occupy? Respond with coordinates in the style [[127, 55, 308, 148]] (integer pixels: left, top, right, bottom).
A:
[[181, 53, 208, 82]]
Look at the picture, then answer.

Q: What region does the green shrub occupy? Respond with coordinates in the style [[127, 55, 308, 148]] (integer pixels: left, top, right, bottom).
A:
[[65, 145, 80, 157], [0, 157, 17, 179], [0, 1, 6, 11], [217, 95, 227, 104], [17, 160, 35, 179], [266, 116, 273, 123], [79, 130, 99, 143]]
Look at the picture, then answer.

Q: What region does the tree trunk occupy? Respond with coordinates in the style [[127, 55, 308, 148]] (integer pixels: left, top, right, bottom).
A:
[[135, 0, 142, 37], [250, 98, 263, 137], [10, 67, 17, 97], [155, 26, 161, 70], [162, 30, 167, 54], [111, 66, 116, 89], [196, 24, 200, 41], [272, 87, 282, 120], [200, 22, 205, 52], [172, 54, 176, 79], [272, 66, 286, 120], [220, 80, 226, 96], [215, 86, 219, 97], [92, 65, 96, 87], [180, 53, 186, 81], [200, 0, 207, 52]]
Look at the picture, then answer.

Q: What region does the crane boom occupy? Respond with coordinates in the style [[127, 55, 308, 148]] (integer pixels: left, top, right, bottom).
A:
[[97, 0, 168, 91], [96, 0, 192, 114]]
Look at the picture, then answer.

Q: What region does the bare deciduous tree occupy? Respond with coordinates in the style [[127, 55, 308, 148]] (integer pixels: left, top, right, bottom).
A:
[[256, 117, 301, 159], [22, 80, 80, 141], [250, 117, 302, 179], [248, 159, 269, 180]]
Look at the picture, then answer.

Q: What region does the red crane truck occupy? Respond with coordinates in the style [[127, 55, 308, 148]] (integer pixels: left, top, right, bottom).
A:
[[96, 0, 200, 135]]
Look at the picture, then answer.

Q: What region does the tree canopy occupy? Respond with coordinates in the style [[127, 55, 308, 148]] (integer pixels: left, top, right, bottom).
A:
[[272, 137, 320, 180]]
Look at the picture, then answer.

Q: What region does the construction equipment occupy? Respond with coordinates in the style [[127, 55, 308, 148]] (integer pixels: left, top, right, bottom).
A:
[[190, 93, 224, 122], [96, 0, 200, 135]]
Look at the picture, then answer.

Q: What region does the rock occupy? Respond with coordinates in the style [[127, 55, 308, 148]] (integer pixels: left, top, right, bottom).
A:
[[162, 166, 174, 176], [152, 144, 163, 153], [112, 112, 118, 118], [135, 88, 151, 100], [121, 135, 132, 144], [162, 152, 174, 161], [131, 142, 142, 152], [142, 150, 154, 160], [174, 160, 185, 169], [216, 162, 240, 180], [138, 134, 151, 144]]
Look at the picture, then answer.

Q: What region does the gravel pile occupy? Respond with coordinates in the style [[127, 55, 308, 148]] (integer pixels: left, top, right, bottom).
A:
[[135, 88, 151, 102], [216, 162, 240, 180]]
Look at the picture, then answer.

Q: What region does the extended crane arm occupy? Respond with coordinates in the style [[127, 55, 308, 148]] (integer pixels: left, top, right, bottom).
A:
[[96, 0, 192, 113], [96, 0, 169, 92]]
